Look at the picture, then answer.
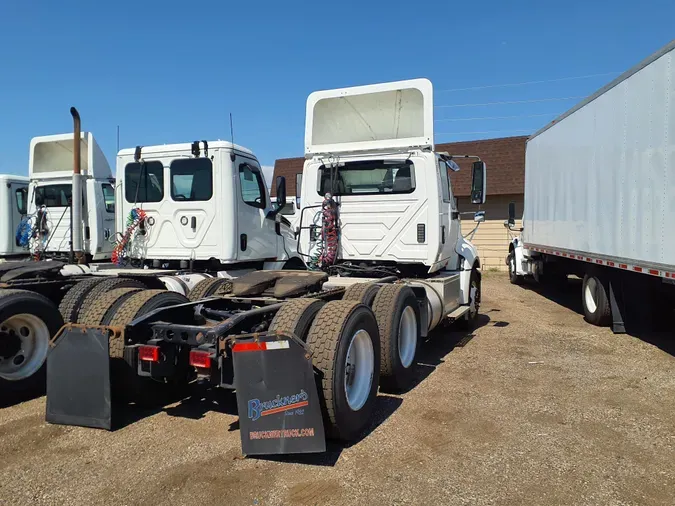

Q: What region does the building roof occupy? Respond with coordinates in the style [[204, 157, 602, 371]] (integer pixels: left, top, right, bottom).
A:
[[271, 135, 526, 197]]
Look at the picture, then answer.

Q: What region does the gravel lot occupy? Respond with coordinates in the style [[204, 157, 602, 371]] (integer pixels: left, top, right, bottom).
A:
[[1, 273, 674, 506]]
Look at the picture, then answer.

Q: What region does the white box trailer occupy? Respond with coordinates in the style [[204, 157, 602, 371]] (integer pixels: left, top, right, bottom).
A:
[[507, 40, 675, 332]]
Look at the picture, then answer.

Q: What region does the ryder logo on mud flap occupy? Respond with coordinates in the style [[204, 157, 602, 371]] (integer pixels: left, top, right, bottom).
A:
[[247, 390, 309, 421]]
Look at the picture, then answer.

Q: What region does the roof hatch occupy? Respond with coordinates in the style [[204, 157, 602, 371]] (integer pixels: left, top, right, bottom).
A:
[[305, 78, 434, 156]]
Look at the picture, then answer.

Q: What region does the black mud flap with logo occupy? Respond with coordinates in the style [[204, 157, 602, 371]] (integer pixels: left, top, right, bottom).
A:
[[46, 326, 112, 430], [233, 334, 325, 455]]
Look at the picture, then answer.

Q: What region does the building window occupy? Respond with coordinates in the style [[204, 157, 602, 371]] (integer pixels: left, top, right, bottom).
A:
[[170, 158, 213, 201], [125, 161, 164, 203]]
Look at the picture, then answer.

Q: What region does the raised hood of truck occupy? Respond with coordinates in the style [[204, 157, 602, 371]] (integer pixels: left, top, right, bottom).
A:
[[29, 132, 112, 180], [305, 78, 434, 156]]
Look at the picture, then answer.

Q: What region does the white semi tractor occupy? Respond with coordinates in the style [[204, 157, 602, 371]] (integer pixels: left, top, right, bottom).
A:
[[0, 175, 29, 259], [1, 113, 302, 395], [506, 40, 675, 333], [46, 78, 489, 456]]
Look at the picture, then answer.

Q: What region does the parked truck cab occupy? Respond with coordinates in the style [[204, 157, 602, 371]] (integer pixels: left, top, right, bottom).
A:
[[115, 141, 300, 270], [0, 175, 29, 259], [27, 132, 115, 261]]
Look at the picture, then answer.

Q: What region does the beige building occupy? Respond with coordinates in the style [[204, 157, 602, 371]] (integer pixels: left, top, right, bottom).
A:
[[273, 136, 527, 271]]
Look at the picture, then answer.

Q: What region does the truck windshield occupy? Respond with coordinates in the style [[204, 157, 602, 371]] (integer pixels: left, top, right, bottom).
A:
[[35, 184, 72, 207], [318, 160, 415, 196]]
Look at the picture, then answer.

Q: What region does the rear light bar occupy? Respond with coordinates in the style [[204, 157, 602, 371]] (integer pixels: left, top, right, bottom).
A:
[[138, 345, 160, 362], [189, 350, 212, 369]]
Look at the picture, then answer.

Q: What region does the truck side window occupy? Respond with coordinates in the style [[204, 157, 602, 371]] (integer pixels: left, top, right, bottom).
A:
[[170, 158, 213, 202], [438, 159, 451, 203], [101, 184, 115, 213], [125, 161, 164, 203], [15, 188, 27, 215], [239, 163, 266, 209]]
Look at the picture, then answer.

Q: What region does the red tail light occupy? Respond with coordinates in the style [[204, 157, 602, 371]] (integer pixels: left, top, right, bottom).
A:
[[189, 350, 212, 369], [138, 345, 160, 362]]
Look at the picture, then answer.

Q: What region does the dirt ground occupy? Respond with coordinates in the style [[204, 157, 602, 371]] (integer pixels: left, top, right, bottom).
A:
[[1, 273, 674, 506]]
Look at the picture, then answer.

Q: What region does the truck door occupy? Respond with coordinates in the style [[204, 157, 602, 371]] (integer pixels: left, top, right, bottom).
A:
[[438, 158, 460, 269], [235, 158, 276, 261], [98, 182, 115, 256], [10, 183, 27, 254]]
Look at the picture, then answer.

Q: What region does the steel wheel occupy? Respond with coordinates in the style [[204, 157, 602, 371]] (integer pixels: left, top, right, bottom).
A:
[[0, 314, 50, 381], [584, 277, 598, 313], [398, 305, 417, 368], [344, 329, 375, 411]]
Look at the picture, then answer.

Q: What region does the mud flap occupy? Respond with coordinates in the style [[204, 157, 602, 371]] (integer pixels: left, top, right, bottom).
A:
[[46, 327, 112, 430], [233, 334, 325, 455]]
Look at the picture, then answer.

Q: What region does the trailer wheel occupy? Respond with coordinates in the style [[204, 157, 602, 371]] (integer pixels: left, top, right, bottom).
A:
[[107, 290, 191, 406], [371, 284, 421, 393], [188, 277, 233, 301], [306, 300, 380, 441], [508, 251, 523, 285], [79, 287, 144, 326], [582, 272, 611, 326], [0, 290, 63, 391], [457, 267, 482, 330], [58, 277, 107, 323], [268, 298, 325, 341], [342, 283, 381, 307], [77, 278, 148, 323]]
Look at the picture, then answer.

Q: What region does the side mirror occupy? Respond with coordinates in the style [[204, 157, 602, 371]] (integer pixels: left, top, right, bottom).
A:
[[474, 211, 485, 223], [470, 161, 487, 205], [508, 201, 516, 227], [295, 173, 302, 209], [276, 176, 287, 209]]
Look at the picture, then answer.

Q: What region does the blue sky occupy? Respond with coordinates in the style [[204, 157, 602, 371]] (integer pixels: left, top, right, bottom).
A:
[[0, 0, 673, 178]]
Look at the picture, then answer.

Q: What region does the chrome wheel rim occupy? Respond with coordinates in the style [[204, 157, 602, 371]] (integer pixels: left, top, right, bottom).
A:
[[585, 278, 598, 313], [344, 329, 374, 411], [398, 306, 417, 368]]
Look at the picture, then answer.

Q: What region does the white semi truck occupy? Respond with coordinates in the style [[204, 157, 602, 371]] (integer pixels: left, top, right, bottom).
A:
[[0, 175, 29, 259], [506, 40, 675, 333], [45, 78, 489, 456], [1, 112, 302, 395]]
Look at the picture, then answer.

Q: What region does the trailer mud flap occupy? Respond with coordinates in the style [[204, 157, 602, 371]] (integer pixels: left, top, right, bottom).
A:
[[233, 335, 325, 455], [46, 327, 112, 430]]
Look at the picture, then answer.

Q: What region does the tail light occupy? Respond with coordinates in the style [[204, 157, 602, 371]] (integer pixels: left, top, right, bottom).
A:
[[138, 345, 160, 362], [190, 350, 212, 369]]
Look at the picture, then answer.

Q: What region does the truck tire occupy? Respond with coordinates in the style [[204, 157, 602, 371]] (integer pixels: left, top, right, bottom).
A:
[[371, 284, 421, 393], [508, 251, 523, 285], [108, 290, 191, 338], [79, 287, 143, 326], [107, 290, 191, 407], [268, 298, 325, 341], [582, 272, 611, 326], [457, 267, 482, 330], [77, 278, 148, 323], [188, 277, 233, 301], [58, 277, 107, 323], [306, 300, 380, 441], [342, 283, 381, 307], [0, 290, 64, 394]]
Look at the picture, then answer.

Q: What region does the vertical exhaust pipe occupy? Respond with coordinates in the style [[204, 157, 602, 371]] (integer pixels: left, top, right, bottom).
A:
[[70, 107, 83, 263]]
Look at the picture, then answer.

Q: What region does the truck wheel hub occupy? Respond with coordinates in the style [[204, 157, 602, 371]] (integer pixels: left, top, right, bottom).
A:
[[0, 314, 50, 381]]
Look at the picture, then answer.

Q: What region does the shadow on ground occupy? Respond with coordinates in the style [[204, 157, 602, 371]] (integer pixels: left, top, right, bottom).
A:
[[519, 277, 675, 356]]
